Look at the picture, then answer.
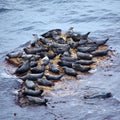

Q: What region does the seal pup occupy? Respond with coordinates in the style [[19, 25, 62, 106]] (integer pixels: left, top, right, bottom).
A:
[[37, 78, 54, 87], [45, 73, 64, 81], [27, 96, 48, 105], [62, 66, 77, 77], [49, 62, 60, 74]]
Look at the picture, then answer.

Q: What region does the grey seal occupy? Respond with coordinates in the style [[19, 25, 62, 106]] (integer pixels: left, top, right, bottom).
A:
[[62, 66, 77, 77]]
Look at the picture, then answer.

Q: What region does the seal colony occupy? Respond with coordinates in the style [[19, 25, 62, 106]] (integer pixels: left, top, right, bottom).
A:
[[5, 27, 112, 106]]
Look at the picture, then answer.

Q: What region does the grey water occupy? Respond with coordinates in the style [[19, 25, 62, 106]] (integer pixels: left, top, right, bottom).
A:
[[0, 0, 120, 120]]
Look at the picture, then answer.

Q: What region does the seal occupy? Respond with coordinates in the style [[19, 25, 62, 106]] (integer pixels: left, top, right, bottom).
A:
[[77, 46, 97, 53], [52, 31, 66, 44], [63, 51, 71, 57], [55, 37, 66, 44], [91, 49, 109, 57], [74, 60, 95, 65], [66, 27, 74, 38], [78, 39, 88, 46], [60, 56, 77, 62], [62, 66, 77, 77], [72, 34, 81, 42], [41, 29, 61, 38], [40, 38, 53, 45], [72, 63, 91, 72], [37, 78, 54, 87], [37, 52, 46, 58], [20, 73, 44, 81], [67, 40, 79, 49], [21, 54, 33, 60], [27, 96, 48, 105], [30, 61, 38, 68], [57, 60, 73, 68], [30, 34, 39, 47], [49, 62, 60, 74], [41, 56, 50, 66], [45, 73, 64, 81], [24, 46, 48, 54], [94, 38, 109, 46], [81, 32, 90, 40], [31, 65, 45, 73], [84, 92, 112, 99], [52, 47, 70, 55], [25, 80, 35, 90], [47, 53, 57, 59], [15, 60, 30, 74], [7, 51, 23, 58], [30, 55, 40, 61], [77, 52, 93, 60], [49, 42, 69, 49], [22, 89, 43, 97]]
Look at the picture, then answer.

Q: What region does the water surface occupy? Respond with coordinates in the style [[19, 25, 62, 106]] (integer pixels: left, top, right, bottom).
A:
[[0, 0, 120, 120]]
